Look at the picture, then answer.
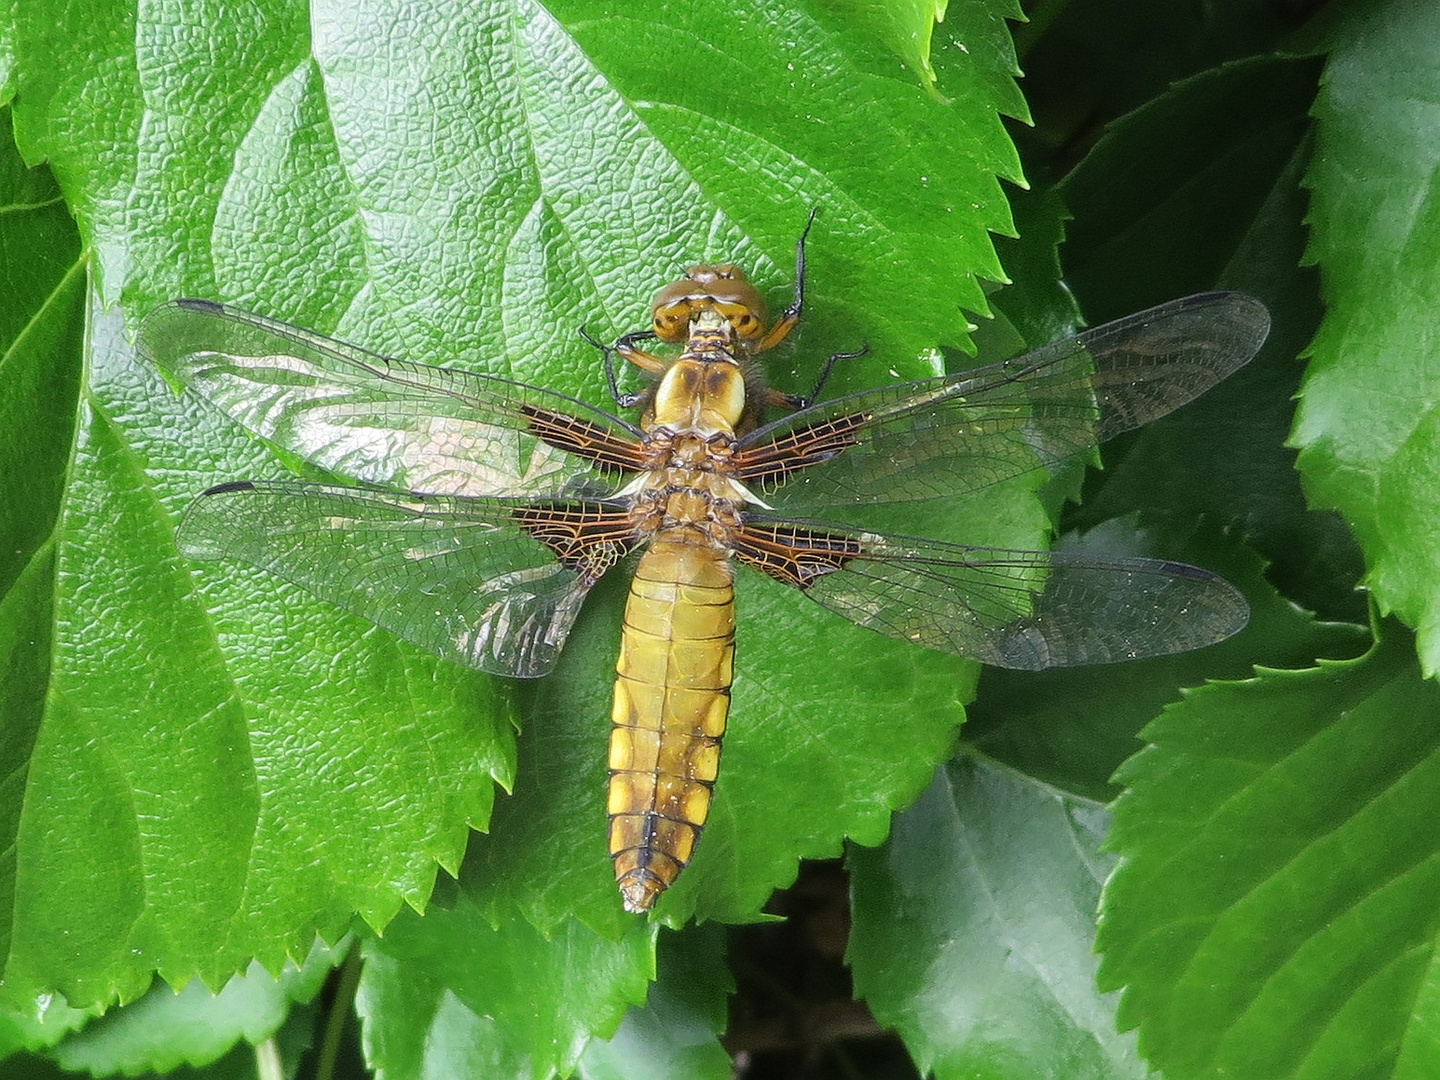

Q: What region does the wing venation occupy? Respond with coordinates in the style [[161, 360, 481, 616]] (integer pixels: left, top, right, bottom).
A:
[[139, 299, 646, 499], [736, 292, 1269, 509], [179, 480, 640, 678], [735, 516, 1248, 669]]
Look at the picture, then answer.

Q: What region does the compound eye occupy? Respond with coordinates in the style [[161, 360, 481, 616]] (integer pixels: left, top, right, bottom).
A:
[[652, 304, 691, 342]]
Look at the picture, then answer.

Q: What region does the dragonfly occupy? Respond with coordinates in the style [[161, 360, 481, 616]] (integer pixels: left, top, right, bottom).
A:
[[138, 225, 1268, 913]]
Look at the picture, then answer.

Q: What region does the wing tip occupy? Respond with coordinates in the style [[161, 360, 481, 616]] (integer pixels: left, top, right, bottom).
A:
[[1183, 290, 1272, 353]]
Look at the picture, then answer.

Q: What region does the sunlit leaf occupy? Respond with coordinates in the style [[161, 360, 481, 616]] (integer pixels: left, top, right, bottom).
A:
[[1294, 0, 1440, 673], [1099, 627, 1440, 1080]]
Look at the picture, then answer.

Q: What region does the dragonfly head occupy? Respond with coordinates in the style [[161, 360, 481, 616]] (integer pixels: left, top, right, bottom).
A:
[[650, 264, 769, 345]]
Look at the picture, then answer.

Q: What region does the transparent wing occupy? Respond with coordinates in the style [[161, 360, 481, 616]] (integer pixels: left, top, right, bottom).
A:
[[733, 517, 1248, 669], [736, 292, 1269, 509], [139, 299, 648, 499], [179, 480, 639, 678]]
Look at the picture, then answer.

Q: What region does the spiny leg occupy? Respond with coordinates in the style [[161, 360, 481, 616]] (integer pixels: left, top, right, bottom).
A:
[[767, 343, 870, 411], [581, 326, 657, 409], [754, 206, 818, 355]]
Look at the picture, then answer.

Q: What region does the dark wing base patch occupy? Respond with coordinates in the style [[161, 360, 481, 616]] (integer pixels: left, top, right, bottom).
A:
[[511, 502, 643, 586], [521, 405, 651, 475], [730, 520, 863, 588]]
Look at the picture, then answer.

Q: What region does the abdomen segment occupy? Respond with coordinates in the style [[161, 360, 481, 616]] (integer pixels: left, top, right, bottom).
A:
[[609, 535, 735, 912]]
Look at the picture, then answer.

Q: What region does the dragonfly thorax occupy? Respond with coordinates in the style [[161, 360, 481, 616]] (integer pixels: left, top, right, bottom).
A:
[[649, 350, 747, 436], [629, 464, 747, 547]]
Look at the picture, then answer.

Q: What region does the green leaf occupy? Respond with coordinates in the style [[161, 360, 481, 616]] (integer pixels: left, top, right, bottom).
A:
[[0, 5, 13, 102], [0, 2, 1347, 1074], [847, 515, 1365, 1077], [1098, 626, 1440, 1080], [989, 183, 1082, 351], [930, 0, 1028, 122], [578, 925, 733, 1080], [827, 0, 1029, 114], [1060, 56, 1318, 315], [48, 938, 343, 1076], [3, 0, 1031, 1006], [13, 0, 1017, 363], [358, 950, 532, 1079], [848, 757, 1147, 1080], [825, 0, 953, 97], [0, 102, 85, 1009], [0, 1052, 80, 1080], [0, 987, 95, 1059], [357, 900, 655, 1078], [5, 302, 514, 1011], [1293, 0, 1440, 674], [0, 111, 81, 583], [1014, 0, 1298, 156]]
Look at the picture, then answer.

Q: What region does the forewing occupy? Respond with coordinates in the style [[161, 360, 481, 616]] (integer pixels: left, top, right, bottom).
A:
[[139, 300, 647, 498], [179, 481, 639, 678], [737, 292, 1269, 509], [732, 517, 1249, 670]]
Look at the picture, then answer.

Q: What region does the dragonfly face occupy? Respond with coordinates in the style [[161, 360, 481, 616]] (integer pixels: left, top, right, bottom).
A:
[[138, 226, 1269, 913], [648, 264, 769, 345]]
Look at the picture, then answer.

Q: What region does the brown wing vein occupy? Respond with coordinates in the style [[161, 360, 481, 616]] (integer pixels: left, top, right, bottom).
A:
[[512, 502, 642, 585], [730, 520, 863, 588], [732, 412, 871, 488], [520, 405, 649, 474]]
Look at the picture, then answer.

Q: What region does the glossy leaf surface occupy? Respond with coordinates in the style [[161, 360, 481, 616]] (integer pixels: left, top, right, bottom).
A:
[[1100, 628, 1440, 1080], [1295, 0, 1440, 672], [0, 0, 1026, 1013]]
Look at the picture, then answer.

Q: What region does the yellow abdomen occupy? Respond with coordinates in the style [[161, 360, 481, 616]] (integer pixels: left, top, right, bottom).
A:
[[609, 534, 735, 912]]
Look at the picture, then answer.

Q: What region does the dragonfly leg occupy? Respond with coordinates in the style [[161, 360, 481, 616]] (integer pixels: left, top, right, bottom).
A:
[[754, 207, 818, 355], [769, 343, 869, 411], [581, 326, 655, 408], [614, 330, 669, 374]]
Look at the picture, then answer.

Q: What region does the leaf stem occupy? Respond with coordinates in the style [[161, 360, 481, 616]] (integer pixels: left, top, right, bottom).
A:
[[255, 1038, 284, 1080], [313, 942, 364, 1080]]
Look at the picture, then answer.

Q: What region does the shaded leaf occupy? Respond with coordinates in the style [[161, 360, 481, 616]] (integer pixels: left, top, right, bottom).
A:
[[1014, 0, 1299, 162], [1061, 56, 1317, 317], [50, 938, 343, 1076], [967, 515, 1368, 800], [578, 924, 733, 1080], [849, 758, 1147, 1080], [1058, 53, 1364, 622], [0, 986, 95, 1059], [989, 183, 1081, 352], [1099, 627, 1440, 1080], [0, 102, 85, 1012], [358, 900, 655, 1079]]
